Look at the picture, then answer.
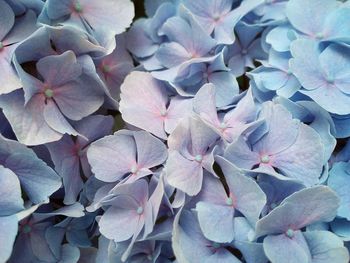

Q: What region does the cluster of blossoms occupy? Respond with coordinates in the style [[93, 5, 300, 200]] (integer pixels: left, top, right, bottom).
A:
[[1, 0, 350, 262]]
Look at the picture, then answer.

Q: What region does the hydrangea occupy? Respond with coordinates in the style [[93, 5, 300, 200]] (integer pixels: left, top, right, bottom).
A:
[[254, 186, 347, 263], [166, 117, 219, 196], [194, 84, 262, 143], [10, 203, 84, 263], [0, 0, 38, 94], [194, 157, 266, 243], [290, 39, 350, 115], [249, 50, 300, 98], [46, 115, 114, 204], [40, 0, 134, 49], [1, 0, 350, 262], [87, 130, 167, 184], [119, 71, 193, 139], [224, 101, 325, 186], [0, 135, 62, 261]]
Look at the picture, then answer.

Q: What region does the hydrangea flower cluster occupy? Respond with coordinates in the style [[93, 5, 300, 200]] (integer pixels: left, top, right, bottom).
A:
[[1, 0, 350, 262]]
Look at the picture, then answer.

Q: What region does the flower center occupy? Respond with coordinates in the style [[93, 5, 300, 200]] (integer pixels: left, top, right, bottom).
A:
[[241, 49, 248, 55], [74, 1, 83, 12], [286, 228, 294, 238], [22, 225, 31, 234], [44, 88, 54, 98], [195, 154, 203, 162], [260, 154, 270, 164], [130, 164, 138, 174], [212, 242, 220, 249], [326, 76, 334, 84], [315, 32, 324, 39], [0, 42, 4, 51], [287, 30, 296, 41], [226, 197, 233, 206], [219, 122, 227, 129], [136, 206, 144, 215], [102, 64, 111, 73], [160, 109, 167, 117], [213, 13, 221, 22], [147, 255, 153, 261]]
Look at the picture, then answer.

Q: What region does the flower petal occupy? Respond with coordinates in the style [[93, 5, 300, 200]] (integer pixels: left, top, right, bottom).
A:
[[37, 51, 82, 87], [255, 186, 339, 237], [286, 0, 337, 36], [196, 202, 234, 243], [216, 156, 266, 225], [0, 0, 15, 40], [303, 230, 349, 263], [0, 215, 18, 263], [87, 132, 136, 182], [0, 165, 23, 216], [263, 231, 311, 263], [120, 72, 168, 139], [166, 151, 203, 196], [134, 131, 167, 169], [0, 90, 63, 145]]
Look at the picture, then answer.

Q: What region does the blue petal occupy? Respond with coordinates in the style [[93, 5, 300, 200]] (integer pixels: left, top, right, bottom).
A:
[[3, 10, 38, 45], [0, 90, 63, 145], [328, 162, 350, 220], [286, 0, 337, 36], [0, 215, 18, 263], [36, 51, 82, 87], [255, 186, 339, 238], [265, 25, 296, 52], [0, 0, 14, 40], [47, 135, 83, 205], [263, 231, 311, 263], [0, 135, 62, 204], [196, 201, 235, 243], [46, 0, 71, 20], [0, 165, 24, 216], [60, 244, 80, 263], [303, 230, 349, 263], [324, 7, 350, 43], [216, 156, 266, 225], [159, 16, 216, 57]]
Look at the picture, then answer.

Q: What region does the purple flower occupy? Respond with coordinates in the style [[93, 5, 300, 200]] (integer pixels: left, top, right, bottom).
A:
[[255, 186, 348, 263], [290, 39, 350, 115], [98, 178, 164, 261], [120, 71, 193, 139], [286, 0, 350, 43], [0, 51, 105, 145], [327, 162, 350, 220], [226, 23, 266, 77], [87, 130, 167, 184], [194, 156, 266, 242], [0, 135, 61, 204], [225, 101, 324, 186], [94, 34, 134, 107], [47, 115, 114, 204], [41, 0, 134, 37], [0, 1, 38, 95], [0, 165, 23, 262], [10, 203, 84, 263], [250, 50, 301, 98], [166, 117, 219, 196], [182, 0, 266, 44], [194, 84, 262, 143]]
